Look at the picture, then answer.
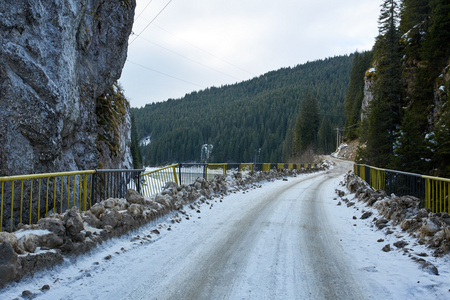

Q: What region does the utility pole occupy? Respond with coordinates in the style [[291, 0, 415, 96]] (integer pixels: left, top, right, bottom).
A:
[[335, 128, 342, 150], [336, 128, 339, 150]]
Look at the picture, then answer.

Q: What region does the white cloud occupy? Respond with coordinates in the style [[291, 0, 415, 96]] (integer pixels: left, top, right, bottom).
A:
[[120, 0, 382, 107]]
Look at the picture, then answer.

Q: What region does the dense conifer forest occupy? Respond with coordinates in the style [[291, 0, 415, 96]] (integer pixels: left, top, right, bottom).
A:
[[348, 0, 450, 177], [131, 1, 449, 176], [132, 56, 353, 165]]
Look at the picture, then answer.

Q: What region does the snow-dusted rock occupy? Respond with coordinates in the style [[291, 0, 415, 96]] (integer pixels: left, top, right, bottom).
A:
[[17, 234, 38, 254], [0, 232, 18, 253], [128, 204, 143, 216], [100, 209, 122, 229], [38, 232, 64, 249], [0, 242, 18, 288], [64, 207, 84, 237], [418, 220, 440, 238], [104, 199, 117, 209], [90, 203, 106, 218], [37, 217, 65, 237], [83, 211, 102, 229], [125, 189, 144, 204]]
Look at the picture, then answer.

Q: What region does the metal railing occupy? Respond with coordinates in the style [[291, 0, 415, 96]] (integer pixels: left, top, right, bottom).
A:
[[92, 169, 145, 204], [0, 170, 94, 232], [423, 175, 450, 214], [1, 163, 319, 231], [354, 164, 449, 213], [140, 164, 179, 197], [176, 163, 318, 185], [0, 169, 144, 232]]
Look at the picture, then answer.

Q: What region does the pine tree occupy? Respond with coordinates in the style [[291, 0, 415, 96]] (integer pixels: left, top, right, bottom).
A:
[[292, 94, 320, 158], [393, 0, 450, 175], [317, 117, 334, 154], [359, 0, 403, 167]]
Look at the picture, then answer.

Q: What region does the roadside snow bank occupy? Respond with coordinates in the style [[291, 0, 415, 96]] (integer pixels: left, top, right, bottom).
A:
[[0, 165, 328, 289], [338, 171, 450, 275]]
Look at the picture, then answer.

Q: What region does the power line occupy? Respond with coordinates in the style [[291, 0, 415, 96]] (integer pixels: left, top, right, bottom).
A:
[[150, 23, 257, 77], [134, 0, 154, 20], [136, 35, 243, 81], [129, 0, 173, 45], [126, 59, 204, 89]]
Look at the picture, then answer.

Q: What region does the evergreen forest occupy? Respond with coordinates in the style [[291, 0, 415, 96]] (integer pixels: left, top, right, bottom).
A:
[[346, 0, 450, 177], [132, 56, 353, 165]]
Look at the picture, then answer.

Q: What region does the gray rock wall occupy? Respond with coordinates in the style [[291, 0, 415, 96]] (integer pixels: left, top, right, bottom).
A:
[[360, 73, 374, 121], [0, 0, 136, 176]]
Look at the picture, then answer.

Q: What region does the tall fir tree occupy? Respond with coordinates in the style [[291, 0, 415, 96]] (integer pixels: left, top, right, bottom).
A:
[[317, 116, 334, 154], [393, 0, 450, 176], [359, 0, 403, 167], [292, 94, 320, 158]]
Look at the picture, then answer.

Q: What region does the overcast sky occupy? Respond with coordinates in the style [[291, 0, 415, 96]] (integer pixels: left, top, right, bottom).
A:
[[119, 0, 383, 108]]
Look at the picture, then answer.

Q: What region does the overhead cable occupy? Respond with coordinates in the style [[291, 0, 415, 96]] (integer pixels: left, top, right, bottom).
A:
[[129, 0, 173, 45], [150, 23, 257, 77], [135, 0, 154, 20], [137, 35, 242, 81], [126, 59, 204, 88]]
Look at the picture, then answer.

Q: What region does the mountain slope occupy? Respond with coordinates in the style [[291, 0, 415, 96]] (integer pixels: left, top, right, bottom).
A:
[[132, 55, 353, 165]]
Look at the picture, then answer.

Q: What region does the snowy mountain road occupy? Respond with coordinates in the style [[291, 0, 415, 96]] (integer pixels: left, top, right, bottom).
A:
[[3, 159, 450, 299], [123, 161, 364, 299]]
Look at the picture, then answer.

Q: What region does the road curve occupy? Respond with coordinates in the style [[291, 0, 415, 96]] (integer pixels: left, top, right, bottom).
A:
[[123, 160, 365, 300], [4, 160, 365, 300]]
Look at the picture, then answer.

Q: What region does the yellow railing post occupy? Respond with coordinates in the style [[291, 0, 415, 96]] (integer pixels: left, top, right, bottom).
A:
[[45, 178, 49, 217], [73, 175, 76, 208], [82, 174, 88, 211], [37, 179, 41, 221], [10, 182, 14, 232], [29, 180, 33, 225], [173, 165, 179, 186], [20, 180, 24, 224], [53, 177, 57, 214], [1, 182, 3, 232]]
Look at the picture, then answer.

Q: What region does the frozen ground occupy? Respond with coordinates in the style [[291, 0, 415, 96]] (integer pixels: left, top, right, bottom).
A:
[[1, 160, 449, 299]]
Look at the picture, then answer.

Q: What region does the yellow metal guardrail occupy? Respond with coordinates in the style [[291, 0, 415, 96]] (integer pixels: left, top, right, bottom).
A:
[[239, 163, 254, 172], [261, 163, 271, 172], [140, 164, 179, 198], [0, 170, 95, 232], [1, 162, 320, 231], [354, 164, 450, 213], [205, 164, 227, 181], [423, 175, 450, 214]]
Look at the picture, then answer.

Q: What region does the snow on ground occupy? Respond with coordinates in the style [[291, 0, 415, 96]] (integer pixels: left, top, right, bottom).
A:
[[14, 229, 51, 240], [1, 162, 449, 299], [326, 180, 450, 299]]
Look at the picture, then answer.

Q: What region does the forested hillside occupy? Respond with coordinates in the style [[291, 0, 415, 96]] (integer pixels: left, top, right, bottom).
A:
[[132, 55, 353, 165], [348, 0, 450, 177]]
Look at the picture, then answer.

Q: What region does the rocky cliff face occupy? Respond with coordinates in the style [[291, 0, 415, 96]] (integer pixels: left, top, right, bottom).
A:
[[0, 0, 136, 175], [360, 68, 375, 121]]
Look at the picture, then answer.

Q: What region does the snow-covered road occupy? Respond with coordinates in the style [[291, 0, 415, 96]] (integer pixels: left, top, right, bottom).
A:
[[2, 160, 449, 299], [124, 161, 363, 300]]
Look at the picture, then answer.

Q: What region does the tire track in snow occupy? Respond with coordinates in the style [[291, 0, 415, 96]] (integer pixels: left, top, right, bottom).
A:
[[138, 167, 365, 300], [143, 173, 326, 300], [298, 163, 366, 299], [9, 163, 365, 300]]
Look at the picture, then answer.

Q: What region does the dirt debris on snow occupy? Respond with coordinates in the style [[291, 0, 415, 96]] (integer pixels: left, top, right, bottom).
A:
[[331, 140, 359, 161], [0, 164, 329, 289], [337, 171, 450, 276]]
